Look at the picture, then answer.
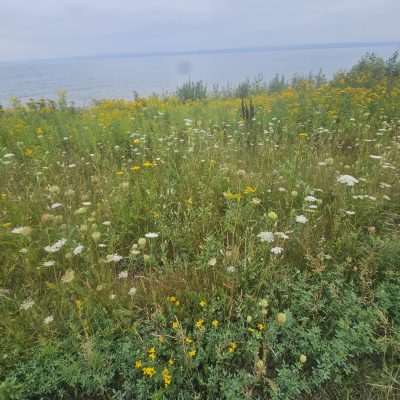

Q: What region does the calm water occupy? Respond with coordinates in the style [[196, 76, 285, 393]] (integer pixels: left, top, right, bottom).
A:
[[0, 45, 398, 106]]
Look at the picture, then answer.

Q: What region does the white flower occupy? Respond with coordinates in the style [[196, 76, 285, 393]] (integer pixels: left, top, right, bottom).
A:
[[106, 254, 123, 263], [50, 203, 63, 209], [82, 201, 92, 206], [42, 260, 56, 267], [226, 266, 236, 273], [337, 175, 359, 186], [73, 244, 84, 255], [102, 221, 112, 226], [369, 155, 382, 160], [44, 238, 67, 253], [257, 231, 274, 243], [295, 215, 308, 224], [19, 248, 28, 254], [109, 293, 116, 300], [118, 270, 128, 279], [344, 210, 356, 215], [275, 232, 290, 240], [304, 195, 317, 202], [44, 315, 54, 325], [145, 232, 159, 239], [271, 247, 284, 255], [128, 287, 137, 296], [11, 226, 32, 236], [20, 298, 35, 310], [208, 257, 217, 266]]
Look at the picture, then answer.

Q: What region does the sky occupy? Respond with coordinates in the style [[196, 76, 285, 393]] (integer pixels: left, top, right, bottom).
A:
[[1, 0, 400, 61]]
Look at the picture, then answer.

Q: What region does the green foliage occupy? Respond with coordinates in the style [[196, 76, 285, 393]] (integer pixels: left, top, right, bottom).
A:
[[176, 80, 207, 102]]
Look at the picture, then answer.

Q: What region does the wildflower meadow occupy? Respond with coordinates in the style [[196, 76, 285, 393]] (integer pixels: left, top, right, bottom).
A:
[[1, 53, 400, 399]]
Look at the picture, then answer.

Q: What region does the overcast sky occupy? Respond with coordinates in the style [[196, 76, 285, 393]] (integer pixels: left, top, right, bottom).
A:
[[1, 0, 399, 61]]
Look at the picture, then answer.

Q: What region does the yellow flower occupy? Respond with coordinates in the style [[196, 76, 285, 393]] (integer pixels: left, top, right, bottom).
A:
[[195, 319, 205, 329], [199, 300, 207, 308], [143, 161, 153, 168], [147, 347, 156, 360], [116, 170, 124, 176], [132, 138, 140, 144], [187, 349, 196, 358], [185, 337, 193, 344], [135, 360, 142, 369], [168, 358, 175, 366], [257, 323, 266, 331], [131, 165, 141, 172], [36, 127, 44, 135], [244, 186, 257, 194], [172, 321, 179, 330], [142, 367, 156, 377], [24, 148, 33, 157], [167, 296, 177, 303], [298, 132, 308, 139], [228, 342, 237, 353], [223, 191, 241, 201], [162, 368, 172, 386], [211, 319, 219, 328]]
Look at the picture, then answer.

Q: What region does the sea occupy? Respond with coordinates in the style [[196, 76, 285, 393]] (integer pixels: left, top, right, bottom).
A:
[[0, 43, 399, 106]]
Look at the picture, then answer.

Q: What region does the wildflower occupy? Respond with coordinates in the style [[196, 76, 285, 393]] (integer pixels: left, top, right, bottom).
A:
[[295, 215, 308, 224], [168, 358, 175, 366], [147, 347, 157, 360], [271, 246, 283, 255], [167, 296, 177, 303], [142, 367, 156, 377], [102, 221, 111, 226], [116, 171, 124, 176], [106, 254, 123, 263], [135, 360, 142, 369], [131, 165, 141, 172], [223, 191, 241, 201], [128, 287, 137, 296], [298, 132, 308, 139], [299, 354, 307, 364], [187, 349, 196, 358], [208, 257, 217, 266], [172, 321, 179, 329], [143, 161, 153, 168], [226, 265, 236, 273], [44, 238, 67, 253], [304, 195, 317, 202], [228, 342, 237, 353], [195, 319, 205, 329], [61, 269, 75, 283], [137, 237, 146, 248], [212, 319, 219, 328], [50, 202, 63, 209], [291, 190, 298, 197], [91, 231, 101, 241], [257, 323, 266, 331], [244, 186, 256, 194], [337, 174, 359, 186], [42, 260, 56, 267], [118, 270, 128, 279], [44, 315, 54, 325], [11, 226, 32, 236], [257, 231, 274, 243], [145, 232, 159, 239], [199, 300, 207, 308], [276, 312, 287, 326], [251, 197, 262, 205], [73, 244, 84, 255], [162, 368, 172, 386], [267, 211, 278, 221], [20, 298, 35, 311], [74, 207, 87, 215], [24, 148, 33, 157]]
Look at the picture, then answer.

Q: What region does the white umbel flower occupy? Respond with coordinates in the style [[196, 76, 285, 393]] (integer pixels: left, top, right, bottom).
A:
[[257, 231, 274, 243], [44, 238, 67, 253], [337, 175, 359, 186]]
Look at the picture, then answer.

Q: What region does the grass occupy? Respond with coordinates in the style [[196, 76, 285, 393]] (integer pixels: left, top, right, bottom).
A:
[[1, 54, 400, 399]]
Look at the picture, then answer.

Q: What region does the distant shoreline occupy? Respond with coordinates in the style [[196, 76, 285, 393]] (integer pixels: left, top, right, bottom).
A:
[[2, 40, 399, 64]]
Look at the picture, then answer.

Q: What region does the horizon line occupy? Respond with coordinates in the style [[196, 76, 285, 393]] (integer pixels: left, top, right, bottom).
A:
[[2, 40, 400, 64]]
